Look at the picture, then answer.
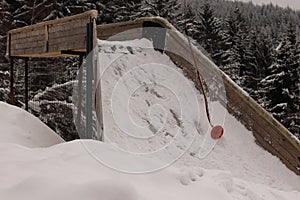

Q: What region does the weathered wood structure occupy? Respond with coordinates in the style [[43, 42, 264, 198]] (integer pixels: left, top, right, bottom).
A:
[[7, 10, 98, 139], [7, 12, 300, 175], [7, 10, 98, 57]]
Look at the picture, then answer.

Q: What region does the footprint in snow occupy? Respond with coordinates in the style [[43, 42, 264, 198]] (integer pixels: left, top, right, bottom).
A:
[[178, 167, 204, 186]]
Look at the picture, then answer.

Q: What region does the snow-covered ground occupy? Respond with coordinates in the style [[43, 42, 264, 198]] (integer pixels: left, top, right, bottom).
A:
[[1, 140, 299, 200], [0, 102, 64, 147], [0, 38, 299, 200]]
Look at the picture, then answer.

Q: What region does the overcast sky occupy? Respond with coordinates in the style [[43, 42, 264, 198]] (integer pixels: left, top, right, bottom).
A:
[[232, 0, 300, 10]]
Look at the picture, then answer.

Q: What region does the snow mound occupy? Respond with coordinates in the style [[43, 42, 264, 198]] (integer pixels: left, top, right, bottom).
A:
[[0, 141, 299, 200], [0, 102, 64, 147]]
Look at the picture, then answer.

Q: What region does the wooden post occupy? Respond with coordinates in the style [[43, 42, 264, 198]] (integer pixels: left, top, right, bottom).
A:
[[24, 58, 29, 111]]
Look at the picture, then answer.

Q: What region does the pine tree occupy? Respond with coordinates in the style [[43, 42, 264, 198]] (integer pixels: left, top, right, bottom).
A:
[[259, 24, 299, 136], [221, 7, 246, 83], [102, 0, 143, 23], [196, 3, 229, 67], [177, 4, 196, 36], [239, 30, 259, 97], [141, 0, 182, 25]]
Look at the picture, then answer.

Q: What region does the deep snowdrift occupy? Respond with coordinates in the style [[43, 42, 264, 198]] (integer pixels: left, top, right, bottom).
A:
[[0, 102, 64, 147]]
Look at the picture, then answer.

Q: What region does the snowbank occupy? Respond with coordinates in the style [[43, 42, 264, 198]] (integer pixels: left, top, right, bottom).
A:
[[0, 102, 64, 147], [0, 140, 299, 200]]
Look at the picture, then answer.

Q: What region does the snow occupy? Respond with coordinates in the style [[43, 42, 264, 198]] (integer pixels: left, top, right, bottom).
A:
[[0, 141, 299, 200], [0, 102, 64, 147], [96, 37, 299, 189], [0, 38, 299, 200]]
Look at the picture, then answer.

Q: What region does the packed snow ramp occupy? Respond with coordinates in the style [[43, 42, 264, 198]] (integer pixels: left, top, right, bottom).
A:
[[96, 17, 300, 174]]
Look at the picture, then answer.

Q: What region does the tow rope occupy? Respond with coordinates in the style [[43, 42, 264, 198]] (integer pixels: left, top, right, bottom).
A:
[[183, 0, 224, 139]]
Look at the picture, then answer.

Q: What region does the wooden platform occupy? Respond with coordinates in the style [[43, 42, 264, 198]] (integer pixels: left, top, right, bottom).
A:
[[6, 12, 300, 175], [7, 10, 98, 57]]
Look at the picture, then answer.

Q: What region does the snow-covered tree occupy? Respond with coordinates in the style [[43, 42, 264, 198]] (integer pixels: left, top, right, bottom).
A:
[[238, 30, 259, 97], [259, 24, 299, 136], [141, 0, 182, 25], [221, 7, 247, 83], [176, 4, 200, 38], [101, 0, 143, 23], [196, 3, 230, 67]]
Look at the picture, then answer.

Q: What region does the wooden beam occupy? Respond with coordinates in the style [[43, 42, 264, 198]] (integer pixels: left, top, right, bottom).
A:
[[61, 50, 86, 56]]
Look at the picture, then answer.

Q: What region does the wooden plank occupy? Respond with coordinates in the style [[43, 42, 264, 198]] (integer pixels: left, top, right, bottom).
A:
[[106, 29, 142, 41], [97, 21, 143, 40], [252, 130, 300, 175], [48, 34, 86, 47], [11, 35, 45, 45], [48, 27, 86, 40], [11, 40, 45, 50], [8, 10, 97, 35], [11, 27, 44, 40], [225, 82, 300, 162], [48, 20, 86, 33], [11, 46, 45, 56], [48, 36, 86, 53], [223, 76, 300, 151]]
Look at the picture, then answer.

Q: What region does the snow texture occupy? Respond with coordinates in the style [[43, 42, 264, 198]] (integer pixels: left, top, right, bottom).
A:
[[0, 102, 64, 147]]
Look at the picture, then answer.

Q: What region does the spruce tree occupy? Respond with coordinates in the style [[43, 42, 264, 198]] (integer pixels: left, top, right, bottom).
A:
[[259, 24, 299, 136], [102, 0, 143, 23], [197, 3, 229, 67], [239, 30, 259, 98], [177, 4, 197, 37], [221, 7, 246, 83], [141, 0, 181, 25]]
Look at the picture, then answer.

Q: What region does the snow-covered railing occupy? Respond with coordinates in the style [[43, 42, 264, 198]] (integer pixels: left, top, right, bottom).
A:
[[96, 17, 300, 175]]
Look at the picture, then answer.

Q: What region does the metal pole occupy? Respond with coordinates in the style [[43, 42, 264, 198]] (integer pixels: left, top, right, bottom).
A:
[[77, 55, 83, 137], [86, 21, 94, 139], [9, 58, 14, 105], [24, 58, 29, 111]]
